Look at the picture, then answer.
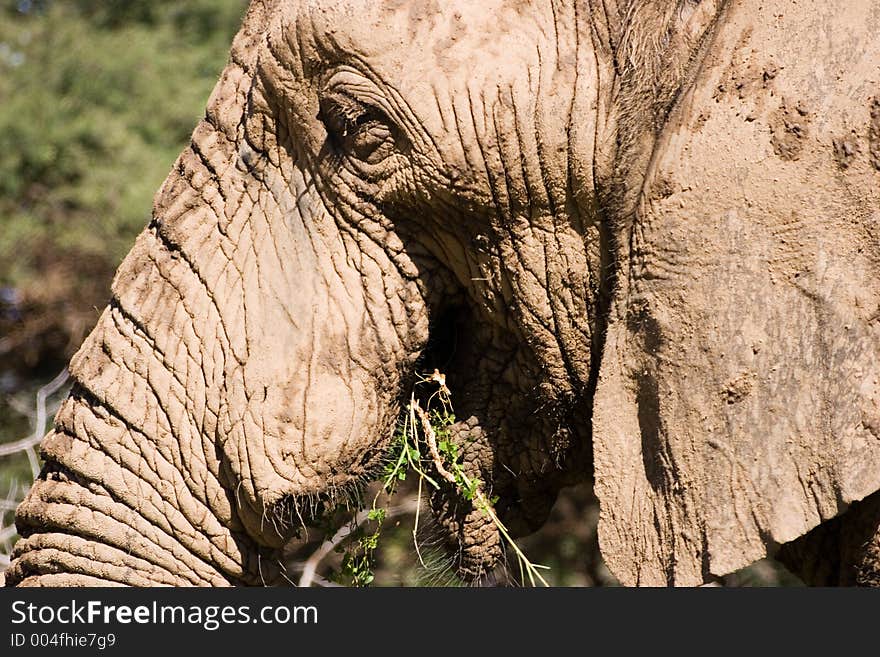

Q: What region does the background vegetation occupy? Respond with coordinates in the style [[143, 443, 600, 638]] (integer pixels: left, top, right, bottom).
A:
[[0, 0, 800, 586]]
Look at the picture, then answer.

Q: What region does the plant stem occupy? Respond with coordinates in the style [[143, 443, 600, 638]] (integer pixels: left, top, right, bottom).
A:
[[413, 403, 550, 587]]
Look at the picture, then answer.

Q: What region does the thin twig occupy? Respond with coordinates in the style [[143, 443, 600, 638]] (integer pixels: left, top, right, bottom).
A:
[[0, 433, 45, 458], [297, 499, 420, 587], [0, 368, 69, 459], [1, 482, 19, 512], [29, 368, 69, 478], [412, 474, 427, 568], [415, 406, 457, 486], [0, 525, 18, 544], [0, 368, 71, 571], [414, 403, 550, 587], [309, 574, 343, 588]]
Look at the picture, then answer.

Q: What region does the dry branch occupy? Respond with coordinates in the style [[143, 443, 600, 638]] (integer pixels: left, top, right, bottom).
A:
[[0, 368, 70, 572], [297, 498, 421, 587]]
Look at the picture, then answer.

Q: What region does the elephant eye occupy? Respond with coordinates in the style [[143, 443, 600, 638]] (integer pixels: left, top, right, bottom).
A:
[[318, 93, 397, 165]]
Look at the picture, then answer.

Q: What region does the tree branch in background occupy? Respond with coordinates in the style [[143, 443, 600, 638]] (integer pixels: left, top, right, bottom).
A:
[[0, 368, 70, 573], [296, 499, 421, 587]]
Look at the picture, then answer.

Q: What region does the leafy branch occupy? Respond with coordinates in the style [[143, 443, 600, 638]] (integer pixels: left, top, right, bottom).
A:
[[326, 369, 549, 587], [413, 403, 549, 587]]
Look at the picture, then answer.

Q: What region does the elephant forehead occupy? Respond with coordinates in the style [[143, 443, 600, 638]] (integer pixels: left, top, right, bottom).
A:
[[302, 0, 543, 66], [294, 0, 560, 136]]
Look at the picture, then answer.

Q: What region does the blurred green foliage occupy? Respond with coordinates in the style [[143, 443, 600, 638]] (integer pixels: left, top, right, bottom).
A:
[[0, 0, 247, 287]]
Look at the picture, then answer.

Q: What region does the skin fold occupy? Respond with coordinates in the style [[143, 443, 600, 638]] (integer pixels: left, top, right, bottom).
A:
[[6, 0, 880, 586]]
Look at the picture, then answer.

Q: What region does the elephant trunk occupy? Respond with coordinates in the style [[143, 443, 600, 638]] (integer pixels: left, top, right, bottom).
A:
[[7, 16, 431, 584], [7, 220, 279, 585]]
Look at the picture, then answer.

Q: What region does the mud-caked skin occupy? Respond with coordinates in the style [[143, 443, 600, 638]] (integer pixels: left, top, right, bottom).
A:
[[7, 0, 880, 586]]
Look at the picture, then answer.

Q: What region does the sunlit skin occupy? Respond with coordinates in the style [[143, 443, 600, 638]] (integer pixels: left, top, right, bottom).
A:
[[8, 0, 880, 587]]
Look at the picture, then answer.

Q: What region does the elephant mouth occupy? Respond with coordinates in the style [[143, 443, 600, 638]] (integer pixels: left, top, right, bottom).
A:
[[256, 306, 490, 566], [262, 413, 421, 539], [265, 480, 368, 540], [261, 303, 578, 583]]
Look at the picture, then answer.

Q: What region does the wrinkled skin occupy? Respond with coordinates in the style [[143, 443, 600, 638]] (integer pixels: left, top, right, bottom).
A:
[[7, 0, 880, 586]]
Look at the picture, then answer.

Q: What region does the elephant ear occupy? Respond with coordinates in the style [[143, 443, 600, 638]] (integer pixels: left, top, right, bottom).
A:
[[593, 0, 880, 585]]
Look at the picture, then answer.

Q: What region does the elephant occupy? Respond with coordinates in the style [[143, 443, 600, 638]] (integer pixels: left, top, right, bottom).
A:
[[6, 0, 880, 587]]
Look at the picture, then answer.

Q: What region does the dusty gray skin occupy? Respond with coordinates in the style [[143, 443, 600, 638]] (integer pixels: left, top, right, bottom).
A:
[[7, 0, 880, 586]]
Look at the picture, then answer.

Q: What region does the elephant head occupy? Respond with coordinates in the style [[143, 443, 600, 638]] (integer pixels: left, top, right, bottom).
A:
[[7, 0, 880, 586]]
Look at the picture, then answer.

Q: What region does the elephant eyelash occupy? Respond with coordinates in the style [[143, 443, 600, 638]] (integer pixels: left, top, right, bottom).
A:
[[319, 93, 386, 138], [318, 91, 398, 165]]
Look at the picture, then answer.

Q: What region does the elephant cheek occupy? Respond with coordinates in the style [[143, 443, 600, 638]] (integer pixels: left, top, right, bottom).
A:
[[272, 370, 378, 481], [219, 358, 386, 543]]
